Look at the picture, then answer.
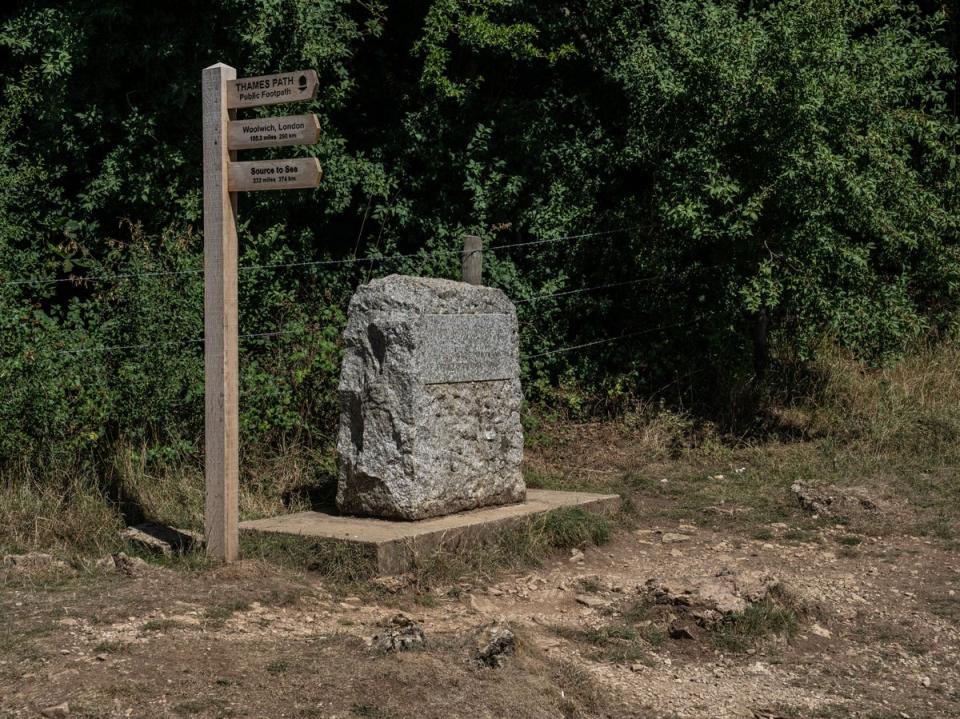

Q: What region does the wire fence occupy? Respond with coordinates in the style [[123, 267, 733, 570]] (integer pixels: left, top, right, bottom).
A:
[[0, 227, 635, 288], [520, 319, 704, 360], [6, 225, 700, 363]]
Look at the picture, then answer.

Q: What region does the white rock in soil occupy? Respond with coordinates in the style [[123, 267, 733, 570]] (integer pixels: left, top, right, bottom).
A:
[[372, 614, 425, 652], [2, 552, 69, 572], [811, 623, 832, 638], [467, 594, 497, 614], [118, 522, 202, 556], [40, 702, 70, 718], [574, 594, 608, 608], [474, 623, 515, 667], [645, 569, 781, 617]]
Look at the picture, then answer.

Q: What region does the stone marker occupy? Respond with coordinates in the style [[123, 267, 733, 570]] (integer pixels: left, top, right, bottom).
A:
[[336, 274, 525, 520]]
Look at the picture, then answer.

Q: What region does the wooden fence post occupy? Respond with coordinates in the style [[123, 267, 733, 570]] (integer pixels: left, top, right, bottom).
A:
[[462, 235, 482, 285], [202, 62, 240, 562]]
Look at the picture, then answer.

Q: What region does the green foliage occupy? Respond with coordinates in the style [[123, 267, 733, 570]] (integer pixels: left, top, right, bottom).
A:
[[612, 0, 960, 365], [0, 0, 957, 485]]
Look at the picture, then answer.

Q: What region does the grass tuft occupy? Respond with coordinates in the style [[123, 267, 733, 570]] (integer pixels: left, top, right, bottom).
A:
[[711, 598, 800, 652], [140, 618, 184, 633], [406, 506, 613, 592], [540, 507, 611, 549], [239, 533, 378, 584], [266, 659, 289, 674], [551, 622, 652, 665]]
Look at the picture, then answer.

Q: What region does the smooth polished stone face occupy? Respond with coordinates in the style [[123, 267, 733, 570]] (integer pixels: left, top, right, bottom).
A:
[[417, 313, 515, 384]]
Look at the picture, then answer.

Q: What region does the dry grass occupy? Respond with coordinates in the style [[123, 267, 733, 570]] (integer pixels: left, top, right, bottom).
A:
[[114, 443, 324, 530], [0, 443, 325, 557], [808, 345, 960, 461], [0, 469, 123, 557], [3, 343, 959, 563], [525, 343, 960, 539]]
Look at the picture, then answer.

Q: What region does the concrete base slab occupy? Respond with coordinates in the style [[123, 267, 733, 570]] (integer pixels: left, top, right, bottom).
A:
[[239, 489, 619, 575]]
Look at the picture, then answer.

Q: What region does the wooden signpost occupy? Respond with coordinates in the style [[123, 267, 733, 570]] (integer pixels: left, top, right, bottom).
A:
[[202, 62, 321, 562]]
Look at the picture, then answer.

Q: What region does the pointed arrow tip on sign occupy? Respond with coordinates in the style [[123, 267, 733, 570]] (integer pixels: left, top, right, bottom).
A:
[[227, 69, 319, 109], [228, 158, 323, 192]]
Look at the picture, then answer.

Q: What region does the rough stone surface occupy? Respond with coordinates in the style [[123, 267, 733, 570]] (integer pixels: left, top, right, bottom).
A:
[[40, 703, 70, 719], [575, 594, 609, 608], [96, 552, 150, 576], [2, 552, 69, 572], [372, 614, 426, 652], [118, 522, 203, 556], [474, 623, 515, 668], [791, 481, 884, 521], [644, 569, 783, 625], [336, 274, 525, 520]]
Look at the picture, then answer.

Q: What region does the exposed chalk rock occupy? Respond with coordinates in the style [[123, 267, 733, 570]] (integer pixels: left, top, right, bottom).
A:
[[119, 522, 203, 556], [372, 614, 425, 652], [474, 623, 515, 668], [336, 275, 525, 520]]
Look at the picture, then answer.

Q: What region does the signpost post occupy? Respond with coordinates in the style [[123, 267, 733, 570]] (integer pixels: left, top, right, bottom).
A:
[[201, 62, 321, 562]]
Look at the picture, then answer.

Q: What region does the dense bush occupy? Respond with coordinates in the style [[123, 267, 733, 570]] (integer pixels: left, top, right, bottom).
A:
[[0, 0, 957, 473]]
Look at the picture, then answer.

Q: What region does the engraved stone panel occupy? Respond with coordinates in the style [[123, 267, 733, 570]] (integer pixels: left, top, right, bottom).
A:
[[418, 314, 516, 384]]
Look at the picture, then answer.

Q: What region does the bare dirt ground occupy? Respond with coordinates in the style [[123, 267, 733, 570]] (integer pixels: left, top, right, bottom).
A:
[[3, 419, 960, 719]]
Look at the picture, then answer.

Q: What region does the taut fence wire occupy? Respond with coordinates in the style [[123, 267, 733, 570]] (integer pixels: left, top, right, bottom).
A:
[[6, 226, 700, 362]]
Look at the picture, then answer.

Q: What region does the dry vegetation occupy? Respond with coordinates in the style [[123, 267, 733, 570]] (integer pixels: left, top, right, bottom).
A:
[[5, 344, 960, 560], [2, 346, 960, 717]]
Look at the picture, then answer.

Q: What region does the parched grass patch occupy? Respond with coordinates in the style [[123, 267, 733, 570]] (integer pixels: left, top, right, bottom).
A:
[[240, 532, 379, 584], [783, 528, 818, 543], [0, 472, 123, 557], [0, 621, 57, 657], [0, 443, 327, 561], [405, 506, 613, 592], [140, 618, 185, 633], [551, 622, 653, 666], [266, 659, 289, 674], [837, 534, 862, 546], [350, 704, 398, 718], [927, 593, 960, 624], [203, 598, 251, 626], [172, 697, 228, 716], [93, 640, 131, 654], [711, 598, 800, 653]]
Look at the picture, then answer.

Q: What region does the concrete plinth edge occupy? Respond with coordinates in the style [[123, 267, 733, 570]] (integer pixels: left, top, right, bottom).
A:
[[239, 489, 620, 575]]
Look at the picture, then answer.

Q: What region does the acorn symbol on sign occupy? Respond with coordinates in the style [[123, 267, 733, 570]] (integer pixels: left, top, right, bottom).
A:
[[298, 75, 308, 90]]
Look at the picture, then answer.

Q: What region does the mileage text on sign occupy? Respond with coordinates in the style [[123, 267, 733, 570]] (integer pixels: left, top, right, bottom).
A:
[[227, 158, 322, 192], [227, 114, 320, 151]]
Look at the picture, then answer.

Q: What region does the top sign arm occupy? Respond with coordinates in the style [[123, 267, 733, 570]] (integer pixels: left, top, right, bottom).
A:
[[227, 70, 319, 109]]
